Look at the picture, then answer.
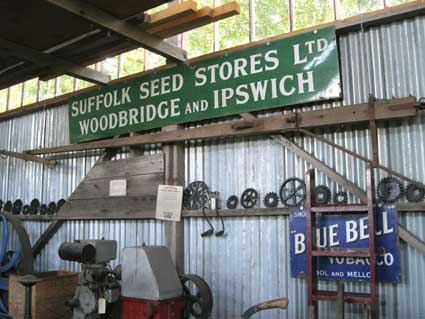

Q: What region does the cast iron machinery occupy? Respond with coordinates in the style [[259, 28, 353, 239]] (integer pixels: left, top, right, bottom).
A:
[[58, 240, 121, 319], [0, 212, 34, 315], [279, 178, 306, 207], [377, 177, 404, 204]]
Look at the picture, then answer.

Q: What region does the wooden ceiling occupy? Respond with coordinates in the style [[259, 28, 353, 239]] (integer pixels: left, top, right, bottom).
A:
[[0, 0, 239, 90]]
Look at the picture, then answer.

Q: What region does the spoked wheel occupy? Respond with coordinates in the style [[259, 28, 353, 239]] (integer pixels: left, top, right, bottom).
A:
[[180, 274, 213, 319], [0, 213, 34, 314]]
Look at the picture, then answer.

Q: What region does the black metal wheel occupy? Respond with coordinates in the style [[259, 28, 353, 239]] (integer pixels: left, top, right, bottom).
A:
[[377, 177, 404, 204], [241, 188, 258, 209], [183, 181, 210, 210], [279, 178, 306, 207], [47, 202, 57, 215], [334, 191, 348, 204], [180, 274, 213, 319], [226, 195, 238, 209], [12, 200, 22, 215], [406, 183, 425, 203], [28, 199, 40, 215], [2, 202, 12, 213], [263, 192, 279, 208], [39, 204, 47, 215], [314, 185, 331, 205]]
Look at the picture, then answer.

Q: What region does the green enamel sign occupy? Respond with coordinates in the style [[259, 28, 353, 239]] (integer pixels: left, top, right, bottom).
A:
[[68, 27, 341, 144]]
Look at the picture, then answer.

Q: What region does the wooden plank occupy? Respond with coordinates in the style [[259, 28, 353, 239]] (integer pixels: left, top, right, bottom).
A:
[[69, 173, 163, 200], [0, 38, 111, 85], [56, 197, 157, 219], [211, 2, 241, 21], [32, 220, 65, 257], [47, 0, 188, 63], [144, 1, 198, 28], [148, 7, 213, 38], [0, 149, 56, 168], [86, 154, 164, 179], [147, 3, 240, 39], [163, 124, 185, 274], [399, 225, 425, 255], [26, 97, 418, 155]]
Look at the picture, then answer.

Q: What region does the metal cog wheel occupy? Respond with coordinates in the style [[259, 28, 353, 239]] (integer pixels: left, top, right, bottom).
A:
[[406, 183, 425, 203], [3, 201, 12, 213], [226, 195, 238, 209], [241, 188, 258, 209], [334, 191, 348, 204], [183, 181, 210, 210], [263, 192, 279, 208], [314, 185, 331, 205], [377, 177, 404, 204], [280, 178, 306, 207], [12, 199, 23, 215]]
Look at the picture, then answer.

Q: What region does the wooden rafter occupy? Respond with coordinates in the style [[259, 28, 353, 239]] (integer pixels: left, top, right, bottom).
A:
[[25, 97, 418, 155], [46, 0, 188, 63], [0, 38, 111, 85]]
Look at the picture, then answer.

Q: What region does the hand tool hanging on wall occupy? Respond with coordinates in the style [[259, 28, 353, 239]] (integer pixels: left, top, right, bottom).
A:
[[210, 192, 225, 237]]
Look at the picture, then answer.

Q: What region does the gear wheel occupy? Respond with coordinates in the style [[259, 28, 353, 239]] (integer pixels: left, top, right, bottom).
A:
[[3, 201, 12, 213], [241, 188, 258, 209], [280, 178, 306, 207], [12, 199, 23, 215], [263, 192, 279, 208], [377, 177, 404, 204], [334, 191, 348, 204], [183, 181, 210, 210], [29, 199, 40, 215], [406, 183, 425, 203], [314, 185, 331, 205], [226, 195, 238, 209]]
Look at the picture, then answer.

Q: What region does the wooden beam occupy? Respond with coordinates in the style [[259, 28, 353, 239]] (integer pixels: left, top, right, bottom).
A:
[[144, 1, 198, 28], [146, 2, 240, 39], [25, 97, 418, 155], [0, 149, 56, 168], [47, 0, 187, 63], [298, 128, 425, 189], [32, 220, 65, 258], [399, 226, 425, 255], [0, 38, 111, 85]]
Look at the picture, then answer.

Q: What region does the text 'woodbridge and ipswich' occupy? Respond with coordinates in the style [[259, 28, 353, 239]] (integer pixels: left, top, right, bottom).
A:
[[68, 27, 341, 143]]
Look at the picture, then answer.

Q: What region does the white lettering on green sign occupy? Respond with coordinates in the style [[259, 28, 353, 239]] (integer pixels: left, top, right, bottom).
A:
[[68, 27, 341, 143]]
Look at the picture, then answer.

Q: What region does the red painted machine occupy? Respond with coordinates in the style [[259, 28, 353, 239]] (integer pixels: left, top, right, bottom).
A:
[[121, 246, 212, 319]]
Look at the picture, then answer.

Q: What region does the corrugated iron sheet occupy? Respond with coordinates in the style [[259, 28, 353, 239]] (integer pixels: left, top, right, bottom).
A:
[[0, 16, 425, 319]]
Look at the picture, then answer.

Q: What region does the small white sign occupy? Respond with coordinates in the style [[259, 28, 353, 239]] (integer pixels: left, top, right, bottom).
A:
[[98, 298, 106, 314], [109, 179, 127, 197], [156, 185, 184, 222]]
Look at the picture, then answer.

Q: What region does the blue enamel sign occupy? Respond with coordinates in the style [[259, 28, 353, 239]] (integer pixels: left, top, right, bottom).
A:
[[290, 205, 401, 282]]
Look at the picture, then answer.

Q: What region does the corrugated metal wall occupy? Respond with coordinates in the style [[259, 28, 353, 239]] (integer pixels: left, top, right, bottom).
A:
[[1, 16, 425, 319]]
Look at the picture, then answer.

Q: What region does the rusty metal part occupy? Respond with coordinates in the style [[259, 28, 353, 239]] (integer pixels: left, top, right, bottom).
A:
[[241, 298, 289, 318], [280, 178, 306, 207], [241, 188, 258, 209], [314, 185, 331, 205], [406, 183, 425, 203], [263, 192, 279, 208], [377, 177, 404, 204], [226, 195, 238, 209], [334, 191, 348, 204], [180, 274, 213, 319]]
